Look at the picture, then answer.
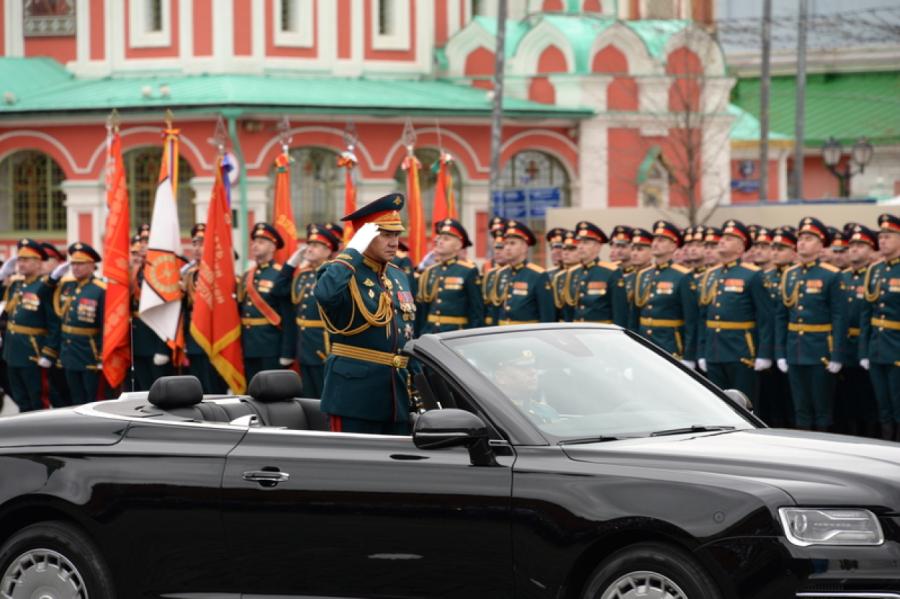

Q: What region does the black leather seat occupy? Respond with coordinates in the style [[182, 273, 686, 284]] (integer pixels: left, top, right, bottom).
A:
[[148, 375, 255, 423], [245, 370, 309, 429]]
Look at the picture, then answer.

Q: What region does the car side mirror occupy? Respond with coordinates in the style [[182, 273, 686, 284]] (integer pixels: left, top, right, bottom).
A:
[[724, 388, 753, 413], [413, 409, 497, 466]]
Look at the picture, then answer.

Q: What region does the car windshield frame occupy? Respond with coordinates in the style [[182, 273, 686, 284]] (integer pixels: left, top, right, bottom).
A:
[[439, 325, 759, 444]]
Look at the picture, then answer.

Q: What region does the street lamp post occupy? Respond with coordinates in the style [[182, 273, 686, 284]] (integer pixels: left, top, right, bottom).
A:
[[821, 136, 874, 198]]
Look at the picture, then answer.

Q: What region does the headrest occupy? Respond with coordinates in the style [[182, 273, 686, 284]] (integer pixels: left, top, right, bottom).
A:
[[148, 376, 203, 409], [248, 370, 303, 403]]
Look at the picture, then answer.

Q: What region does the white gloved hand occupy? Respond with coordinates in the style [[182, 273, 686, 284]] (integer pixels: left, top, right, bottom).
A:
[[777, 358, 788, 373], [754, 358, 773, 371], [680, 359, 696, 370], [96, 363, 102, 370], [346, 222, 381, 253], [279, 357, 294, 367], [180, 260, 196, 275], [50, 261, 70, 281], [287, 247, 304, 268], [152, 353, 170, 366], [860, 358, 870, 371], [37, 356, 52, 369], [826, 361, 843, 374], [698, 358, 708, 372], [0, 256, 18, 280]]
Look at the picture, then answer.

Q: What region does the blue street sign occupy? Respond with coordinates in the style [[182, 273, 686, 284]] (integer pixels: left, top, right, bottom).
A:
[[492, 187, 561, 219], [731, 179, 760, 193]]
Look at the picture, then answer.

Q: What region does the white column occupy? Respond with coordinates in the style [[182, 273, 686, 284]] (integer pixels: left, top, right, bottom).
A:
[[190, 176, 215, 223], [777, 149, 789, 201], [701, 118, 733, 207], [578, 117, 608, 209], [61, 180, 105, 250], [245, 176, 271, 224]]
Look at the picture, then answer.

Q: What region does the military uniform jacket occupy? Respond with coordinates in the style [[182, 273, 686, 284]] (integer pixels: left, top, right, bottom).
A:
[[275, 264, 329, 367], [570, 260, 628, 326], [629, 262, 698, 360], [416, 258, 483, 334], [239, 262, 292, 360], [551, 266, 577, 322], [1, 274, 58, 367], [497, 262, 555, 324], [48, 275, 106, 371], [840, 266, 868, 365], [762, 266, 785, 306], [314, 249, 416, 422], [622, 268, 642, 324], [132, 270, 168, 358], [859, 257, 900, 365], [482, 265, 511, 326], [775, 259, 847, 366], [697, 261, 773, 364]]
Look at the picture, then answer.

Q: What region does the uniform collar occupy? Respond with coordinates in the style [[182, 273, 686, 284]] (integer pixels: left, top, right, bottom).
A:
[[802, 259, 818, 268], [362, 255, 386, 274], [724, 259, 739, 269], [622, 264, 635, 274], [257, 261, 271, 270], [511, 260, 527, 272], [655, 260, 671, 270], [889, 256, 900, 266], [854, 265, 868, 275], [440, 257, 457, 266], [23, 273, 39, 284], [582, 258, 599, 268]]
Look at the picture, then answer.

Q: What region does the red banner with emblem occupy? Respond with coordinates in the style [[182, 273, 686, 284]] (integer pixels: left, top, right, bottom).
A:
[[338, 150, 357, 244], [272, 153, 297, 265], [190, 157, 246, 394]]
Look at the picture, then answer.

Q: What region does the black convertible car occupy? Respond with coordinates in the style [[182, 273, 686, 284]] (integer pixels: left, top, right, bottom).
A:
[[1, 324, 899, 599]]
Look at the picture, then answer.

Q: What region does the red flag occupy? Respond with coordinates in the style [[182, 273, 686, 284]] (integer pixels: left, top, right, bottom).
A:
[[101, 129, 131, 389], [430, 152, 456, 238], [403, 153, 425, 265], [190, 157, 246, 394], [272, 153, 298, 264], [337, 150, 357, 243]]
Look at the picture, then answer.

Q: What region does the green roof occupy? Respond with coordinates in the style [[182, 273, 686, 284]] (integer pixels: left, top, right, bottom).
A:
[[731, 71, 900, 146], [472, 17, 530, 58], [728, 103, 792, 144], [0, 58, 592, 119], [540, 15, 611, 73], [623, 19, 692, 59]]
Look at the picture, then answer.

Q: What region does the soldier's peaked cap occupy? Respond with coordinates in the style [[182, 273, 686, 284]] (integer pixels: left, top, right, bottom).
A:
[[251, 222, 285, 249], [504, 220, 537, 246], [307, 224, 341, 252], [798, 216, 832, 247], [68, 242, 102, 263], [17, 238, 47, 260], [437, 218, 472, 248], [341, 192, 405, 232]]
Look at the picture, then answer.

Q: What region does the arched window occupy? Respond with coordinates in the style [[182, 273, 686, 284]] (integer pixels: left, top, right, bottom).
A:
[[0, 150, 66, 233], [268, 147, 345, 228], [123, 147, 196, 232], [392, 148, 464, 228], [639, 157, 671, 208]]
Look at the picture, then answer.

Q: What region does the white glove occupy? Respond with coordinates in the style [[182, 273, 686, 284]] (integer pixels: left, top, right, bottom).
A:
[[180, 260, 196, 275], [698, 358, 708, 372], [50, 261, 70, 280], [860, 358, 870, 371], [777, 358, 788, 373], [0, 256, 17, 280], [37, 356, 52, 369], [826, 361, 842, 374], [346, 222, 380, 253], [287, 248, 304, 268], [680, 359, 696, 370], [754, 358, 772, 371], [96, 363, 102, 370], [152, 353, 170, 366], [279, 357, 294, 366]]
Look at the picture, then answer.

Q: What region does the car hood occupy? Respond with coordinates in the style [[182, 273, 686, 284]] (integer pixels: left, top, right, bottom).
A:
[[562, 428, 900, 508]]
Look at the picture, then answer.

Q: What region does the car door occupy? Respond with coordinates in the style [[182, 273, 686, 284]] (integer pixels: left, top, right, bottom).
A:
[[221, 427, 514, 598]]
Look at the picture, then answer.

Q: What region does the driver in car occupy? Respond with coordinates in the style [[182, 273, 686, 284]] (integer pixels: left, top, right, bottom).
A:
[[493, 349, 559, 424]]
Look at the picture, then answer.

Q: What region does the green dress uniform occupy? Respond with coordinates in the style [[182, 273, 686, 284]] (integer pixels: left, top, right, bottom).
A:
[[630, 261, 698, 361], [571, 259, 628, 326], [239, 260, 292, 384], [551, 265, 577, 322], [182, 264, 228, 394], [698, 259, 774, 402], [277, 264, 329, 398], [776, 259, 846, 430], [838, 263, 878, 435], [416, 258, 483, 333], [481, 264, 509, 326], [1, 271, 58, 412], [497, 262, 555, 325], [860, 254, 900, 436], [49, 274, 105, 405], [758, 262, 794, 427], [131, 269, 174, 391]]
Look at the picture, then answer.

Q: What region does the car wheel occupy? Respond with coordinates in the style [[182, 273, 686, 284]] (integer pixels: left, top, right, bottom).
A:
[[582, 542, 722, 599], [0, 521, 116, 599]]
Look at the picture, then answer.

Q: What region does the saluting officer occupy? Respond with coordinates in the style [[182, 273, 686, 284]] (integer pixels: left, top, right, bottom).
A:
[[570, 221, 627, 327], [697, 220, 773, 404], [315, 193, 417, 434], [859, 214, 900, 441], [416, 218, 483, 334], [630, 221, 698, 367], [182, 224, 228, 394], [775, 217, 847, 432], [47, 243, 105, 405], [239, 222, 293, 383], [0, 240, 60, 411], [496, 221, 555, 325], [277, 224, 342, 399], [837, 224, 880, 437], [552, 231, 580, 321], [38, 243, 70, 407]]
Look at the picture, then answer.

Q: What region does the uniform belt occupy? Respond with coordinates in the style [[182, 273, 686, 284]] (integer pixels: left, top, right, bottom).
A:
[[787, 323, 832, 333], [498, 319, 539, 326], [427, 314, 468, 326], [848, 327, 861, 337], [7, 323, 48, 336], [331, 343, 409, 368], [871, 317, 900, 331], [62, 324, 100, 336], [706, 320, 756, 330], [640, 317, 684, 328], [241, 317, 273, 327], [295, 318, 325, 328]]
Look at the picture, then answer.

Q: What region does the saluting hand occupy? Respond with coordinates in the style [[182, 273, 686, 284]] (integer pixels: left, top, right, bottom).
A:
[[50, 261, 71, 281], [0, 256, 18, 281], [346, 223, 380, 253]]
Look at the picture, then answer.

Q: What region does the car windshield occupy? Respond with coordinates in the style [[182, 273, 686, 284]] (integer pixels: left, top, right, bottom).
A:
[[444, 328, 753, 440]]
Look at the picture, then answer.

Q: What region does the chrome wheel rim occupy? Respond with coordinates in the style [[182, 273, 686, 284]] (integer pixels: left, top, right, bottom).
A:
[[0, 548, 87, 599], [600, 570, 688, 599]]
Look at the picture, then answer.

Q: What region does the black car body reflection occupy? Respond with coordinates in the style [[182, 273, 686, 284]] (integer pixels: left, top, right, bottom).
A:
[[0, 324, 899, 599]]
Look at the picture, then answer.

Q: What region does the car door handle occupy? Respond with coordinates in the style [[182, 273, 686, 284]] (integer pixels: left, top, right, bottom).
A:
[[242, 470, 290, 486]]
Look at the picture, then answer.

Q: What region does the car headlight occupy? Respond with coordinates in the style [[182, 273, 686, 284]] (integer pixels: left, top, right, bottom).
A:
[[778, 508, 884, 547]]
